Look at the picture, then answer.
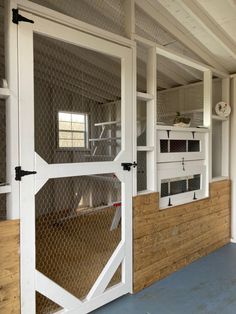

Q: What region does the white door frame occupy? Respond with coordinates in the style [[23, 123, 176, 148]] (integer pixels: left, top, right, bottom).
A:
[[18, 11, 134, 314]]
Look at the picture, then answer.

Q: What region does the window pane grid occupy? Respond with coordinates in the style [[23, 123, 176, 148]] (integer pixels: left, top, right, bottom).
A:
[[58, 112, 87, 148]]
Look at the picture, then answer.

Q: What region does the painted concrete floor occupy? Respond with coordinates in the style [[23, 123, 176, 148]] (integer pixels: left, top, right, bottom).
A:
[[93, 244, 236, 314]]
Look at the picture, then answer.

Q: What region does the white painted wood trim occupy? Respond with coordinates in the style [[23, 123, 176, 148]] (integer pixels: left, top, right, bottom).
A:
[[16, 0, 135, 48], [124, 0, 135, 40], [156, 44, 228, 78], [230, 77, 236, 242], [5, 0, 20, 220], [212, 115, 228, 121], [86, 242, 125, 300], [221, 78, 230, 178], [204, 70, 212, 184], [137, 146, 154, 151], [136, 91, 154, 101], [179, 0, 236, 61], [211, 176, 229, 182], [146, 47, 157, 192], [36, 271, 82, 310], [156, 125, 209, 133], [132, 44, 137, 197], [0, 87, 10, 99], [30, 13, 131, 59], [18, 13, 36, 313], [135, 0, 228, 74], [0, 185, 11, 194]]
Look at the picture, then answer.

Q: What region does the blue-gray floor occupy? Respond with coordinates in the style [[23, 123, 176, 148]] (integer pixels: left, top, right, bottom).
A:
[[94, 244, 236, 314]]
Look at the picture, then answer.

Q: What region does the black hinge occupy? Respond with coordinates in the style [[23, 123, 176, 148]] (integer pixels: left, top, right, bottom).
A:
[[121, 162, 137, 171], [12, 9, 34, 24], [15, 166, 37, 181]]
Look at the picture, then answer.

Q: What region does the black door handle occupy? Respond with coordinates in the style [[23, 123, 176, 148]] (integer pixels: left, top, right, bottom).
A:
[[121, 162, 137, 171]]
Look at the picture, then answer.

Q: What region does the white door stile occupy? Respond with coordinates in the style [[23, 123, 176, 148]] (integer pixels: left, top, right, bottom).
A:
[[18, 10, 134, 314], [18, 13, 36, 314]]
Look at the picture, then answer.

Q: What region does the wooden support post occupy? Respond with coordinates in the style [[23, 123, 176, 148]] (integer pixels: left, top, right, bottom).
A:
[[221, 78, 230, 177], [146, 47, 157, 191], [124, 0, 135, 40], [203, 70, 212, 184], [5, 0, 20, 219]]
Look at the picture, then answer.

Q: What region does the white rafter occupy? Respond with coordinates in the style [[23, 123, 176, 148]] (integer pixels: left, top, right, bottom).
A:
[[136, 0, 228, 73], [179, 0, 236, 61]]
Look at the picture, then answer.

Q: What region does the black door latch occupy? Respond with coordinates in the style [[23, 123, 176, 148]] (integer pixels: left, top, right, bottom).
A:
[[121, 162, 137, 171], [15, 166, 37, 181]]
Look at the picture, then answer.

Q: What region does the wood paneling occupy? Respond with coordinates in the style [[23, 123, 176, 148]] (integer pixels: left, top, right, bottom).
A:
[[133, 180, 231, 292], [0, 220, 20, 314]]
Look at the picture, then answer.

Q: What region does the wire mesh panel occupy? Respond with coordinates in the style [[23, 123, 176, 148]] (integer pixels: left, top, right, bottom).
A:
[[137, 100, 146, 146], [36, 292, 62, 314], [34, 33, 121, 164], [30, 0, 126, 36], [212, 120, 222, 178], [212, 78, 223, 178], [0, 194, 6, 220], [137, 151, 147, 192], [157, 57, 204, 127], [135, 4, 205, 63], [35, 174, 122, 312]]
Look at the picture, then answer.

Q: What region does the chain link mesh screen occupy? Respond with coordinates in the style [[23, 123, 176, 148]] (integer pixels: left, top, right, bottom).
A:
[[137, 151, 147, 192], [36, 292, 62, 314], [30, 0, 126, 36], [157, 57, 204, 127], [34, 33, 121, 164], [135, 4, 205, 63], [212, 78, 223, 178], [35, 174, 121, 312]]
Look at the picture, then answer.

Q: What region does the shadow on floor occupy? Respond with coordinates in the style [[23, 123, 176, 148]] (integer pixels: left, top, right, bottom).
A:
[[93, 243, 236, 314]]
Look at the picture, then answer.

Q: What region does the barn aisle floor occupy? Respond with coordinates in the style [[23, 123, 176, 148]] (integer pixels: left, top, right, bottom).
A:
[[93, 243, 236, 314]]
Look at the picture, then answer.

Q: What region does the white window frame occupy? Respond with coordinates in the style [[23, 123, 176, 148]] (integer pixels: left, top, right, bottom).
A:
[[57, 111, 89, 150]]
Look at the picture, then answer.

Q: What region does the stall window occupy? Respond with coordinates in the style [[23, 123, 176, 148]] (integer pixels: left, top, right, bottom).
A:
[[58, 111, 88, 149]]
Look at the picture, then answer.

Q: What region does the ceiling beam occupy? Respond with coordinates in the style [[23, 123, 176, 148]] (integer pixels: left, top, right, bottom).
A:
[[179, 0, 236, 61], [136, 0, 228, 73]]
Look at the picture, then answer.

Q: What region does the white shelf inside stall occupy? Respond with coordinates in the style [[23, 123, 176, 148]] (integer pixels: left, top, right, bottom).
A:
[[137, 91, 154, 101], [0, 185, 11, 194], [0, 88, 10, 99], [137, 146, 154, 151]]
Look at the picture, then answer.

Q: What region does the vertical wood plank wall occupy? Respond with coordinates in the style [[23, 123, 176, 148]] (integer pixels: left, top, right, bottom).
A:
[[0, 220, 20, 313], [133, 180, 231, 292]]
